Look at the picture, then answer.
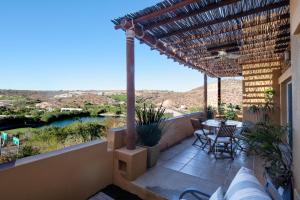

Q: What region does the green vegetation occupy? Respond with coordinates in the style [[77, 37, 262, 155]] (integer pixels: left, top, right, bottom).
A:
[[224, 103, 241, 120], [248, 87, 276, 122], [188, 106, 203, 113], [136, 103, 166, 147], [207, 106, 216, 119], [0, 122, 106, 163], [243, 121, 292, 187], [40, 110, 90, 123], [110, 94, 127, 102], [84, 103, 124, 116]]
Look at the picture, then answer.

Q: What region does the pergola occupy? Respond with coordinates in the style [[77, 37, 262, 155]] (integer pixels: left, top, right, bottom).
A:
[[112, 0, 290, 149]]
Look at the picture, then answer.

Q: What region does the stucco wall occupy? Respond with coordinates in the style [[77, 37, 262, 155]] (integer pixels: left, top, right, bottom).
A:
[[159, 112, 204, 151], [0, 140, 113, 200], [291, 0, 300, 196]]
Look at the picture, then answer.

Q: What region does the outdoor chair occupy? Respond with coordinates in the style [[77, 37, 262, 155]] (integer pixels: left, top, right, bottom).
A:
[[207, 124, 236, 159], [179, 167, 272, 200], [233, 121, 253, 153], [190, 118, 211, 149]]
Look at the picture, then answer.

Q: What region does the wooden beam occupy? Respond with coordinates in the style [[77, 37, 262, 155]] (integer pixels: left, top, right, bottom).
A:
[[144, 0, 239, 29], [134, 0, 199, 23], [157, 0, 289, 39], [170, 14, 290, 46], [119, 19, 217, 77]]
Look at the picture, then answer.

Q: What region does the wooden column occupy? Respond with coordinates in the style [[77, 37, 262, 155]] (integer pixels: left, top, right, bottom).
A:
[[218, 77, 221, 111], [204, 74, 208, 118], [126, 29, 136, 150]]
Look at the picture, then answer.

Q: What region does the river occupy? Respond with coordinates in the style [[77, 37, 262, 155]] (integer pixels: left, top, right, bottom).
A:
[[41, 116, 112, 128]]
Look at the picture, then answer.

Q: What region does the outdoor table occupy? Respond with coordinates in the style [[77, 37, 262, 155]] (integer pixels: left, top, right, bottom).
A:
[[202, 119, 243, 129], [201, 119, 243, 153]]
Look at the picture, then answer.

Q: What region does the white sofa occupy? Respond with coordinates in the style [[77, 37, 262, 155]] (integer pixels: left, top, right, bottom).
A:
[[179, 167, 271, 200]]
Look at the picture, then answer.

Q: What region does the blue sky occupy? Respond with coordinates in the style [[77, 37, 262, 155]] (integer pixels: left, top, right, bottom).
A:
[[0, 0, 225, 92]]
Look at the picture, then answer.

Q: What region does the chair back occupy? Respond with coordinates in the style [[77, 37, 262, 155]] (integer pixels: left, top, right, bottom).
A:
[[190, 118, 203, 130], [218, 124, 236, 138]]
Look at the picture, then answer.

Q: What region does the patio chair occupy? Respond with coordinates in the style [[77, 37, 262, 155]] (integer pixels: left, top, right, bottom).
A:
[[233, 121, 253, 153], [179, 167, 272, 200], [207, 124, 236, 159], [190, 118, 211, 149]]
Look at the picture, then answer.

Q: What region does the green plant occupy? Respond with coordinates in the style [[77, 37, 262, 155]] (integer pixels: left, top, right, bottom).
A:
[[18, 145, 40, 158], [207, 106, 215, 119], [247, 87, 276, 122], [243, 121, 292, 187], [224, 103, 240, 120], [136, 103, 166, 147], [218, 102, 226, 115]]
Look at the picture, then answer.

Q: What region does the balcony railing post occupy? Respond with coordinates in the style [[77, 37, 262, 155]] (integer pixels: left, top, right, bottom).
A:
[[204, 73, 208, 118], [126, 29, 136, 150], [218, 77, 221, 111]]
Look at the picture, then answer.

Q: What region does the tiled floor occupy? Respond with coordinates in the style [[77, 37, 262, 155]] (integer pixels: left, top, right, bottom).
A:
[[134, 136, 264, 200]]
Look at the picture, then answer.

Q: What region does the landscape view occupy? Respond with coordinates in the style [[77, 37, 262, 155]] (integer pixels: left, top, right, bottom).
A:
[[0, 79, 242, 164], [1, 0, 298, 199]]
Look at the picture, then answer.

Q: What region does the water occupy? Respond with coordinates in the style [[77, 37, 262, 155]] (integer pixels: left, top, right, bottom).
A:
[[41, 116, 110, 128]]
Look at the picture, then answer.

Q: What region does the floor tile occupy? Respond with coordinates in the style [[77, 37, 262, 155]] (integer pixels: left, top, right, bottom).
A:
[[133, 136, 261, 200], [163, 160, 186, 171]]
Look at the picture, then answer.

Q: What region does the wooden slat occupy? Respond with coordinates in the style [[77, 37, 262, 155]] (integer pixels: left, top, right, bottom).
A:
[[144, 0, 239, 29], [181, 32, 290, 53], [170, 20, 290, 47], [134, 0, 199, 23], [157, 0, 289, 39]]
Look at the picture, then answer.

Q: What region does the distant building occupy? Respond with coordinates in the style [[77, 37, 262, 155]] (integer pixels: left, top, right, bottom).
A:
[[60, 108, 83, 112], [0, 101, 13, 108], [35, 102, 53, 111], [54, 93, 73, 99]]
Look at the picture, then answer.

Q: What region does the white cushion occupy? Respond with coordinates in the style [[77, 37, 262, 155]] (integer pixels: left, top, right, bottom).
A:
[[225, 167, 271, 200], [210, 187, 224, 200], [194, 129, 210, 136], [207, 135, 231, 143]]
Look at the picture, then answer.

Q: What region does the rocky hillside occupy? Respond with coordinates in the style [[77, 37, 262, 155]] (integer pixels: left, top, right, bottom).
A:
[[0, 79, 242, 111], [138, 79, 243, 109]]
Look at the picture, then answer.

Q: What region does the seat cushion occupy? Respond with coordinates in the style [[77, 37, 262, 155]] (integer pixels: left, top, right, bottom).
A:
[[207, 135, 231, 143], [225, 167, 271, 200], [194, 129, 210, 136], [209, 187, 224, 200]]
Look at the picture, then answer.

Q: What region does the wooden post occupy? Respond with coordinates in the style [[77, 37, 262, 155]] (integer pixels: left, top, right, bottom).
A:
[[204, 74, 208, 118], [218, 77, 221, 111], [126, 29, 136, 150]]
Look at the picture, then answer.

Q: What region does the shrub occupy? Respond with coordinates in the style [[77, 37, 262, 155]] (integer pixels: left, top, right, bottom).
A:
[[136, 103, 166, 147], [207, 106, 215, 119], [18, 145, 40, 158], [243, 121, 292, 187]]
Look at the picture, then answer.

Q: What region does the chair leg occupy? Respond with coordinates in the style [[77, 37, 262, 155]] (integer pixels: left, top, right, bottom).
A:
[[192, 138, 198, 146], [230, 141, 234, 160], [193, 135, 206, 148]]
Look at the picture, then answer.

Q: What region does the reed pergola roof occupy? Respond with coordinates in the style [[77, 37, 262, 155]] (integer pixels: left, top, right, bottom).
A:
[[112, 0, 290, 77]]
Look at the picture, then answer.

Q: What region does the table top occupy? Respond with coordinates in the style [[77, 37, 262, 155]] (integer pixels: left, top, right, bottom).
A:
[[202, 119, 243, 128]]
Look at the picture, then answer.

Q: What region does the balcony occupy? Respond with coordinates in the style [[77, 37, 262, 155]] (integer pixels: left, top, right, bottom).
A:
[[0, 113, 263, 200], [133, 137, 263, 200]]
